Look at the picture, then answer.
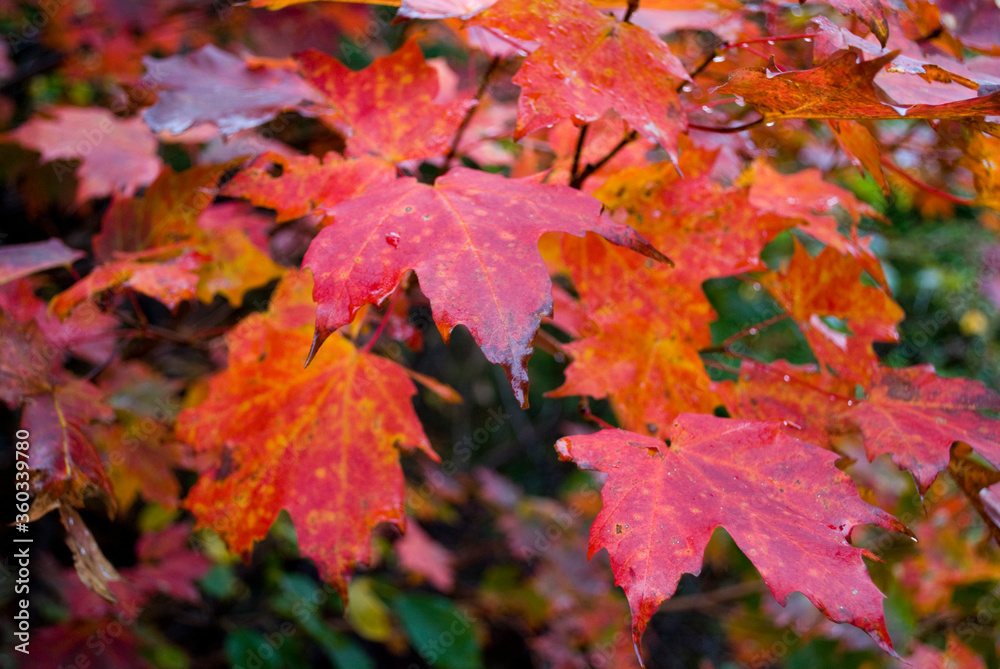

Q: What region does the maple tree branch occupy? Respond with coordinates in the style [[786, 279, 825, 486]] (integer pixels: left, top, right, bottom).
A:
[[879, 155, 976, 207], [442, 56, 502, 173], [119, 316, 206, 346], [81, 339, 127, 382], [682, 46, 723, 90], [657, 580, 765, 613], [685, 98, 737, 114], [534, 328, 573, 361], [570, 123, 589, 185], [722, 33, 816, 49], [361, 290, 403, 354], [698, 336, 760, 360], [569, 130, 638, 189], [622, 0, 640, 23], [735, 43, 786, 69], [579, 398, 616, 430], [688, 117, 764, 134], [126, 288, 149, 329], [702, 357, 741, 375], [718, 313, 790, 350]]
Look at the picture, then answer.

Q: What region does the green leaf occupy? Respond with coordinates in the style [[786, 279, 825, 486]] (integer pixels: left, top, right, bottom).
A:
[[393, 593, 482, 669]]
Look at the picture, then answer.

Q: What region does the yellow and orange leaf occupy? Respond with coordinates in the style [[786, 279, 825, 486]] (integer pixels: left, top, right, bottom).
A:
[[178, 271, 437, 597]]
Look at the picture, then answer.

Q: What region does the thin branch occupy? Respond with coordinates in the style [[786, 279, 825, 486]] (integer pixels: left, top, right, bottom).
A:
[[688, 117, 765, 134], [119, 315, 205, 346], [880, 155, 976, 207], [678, 42, 725, 93], [126, 288, 149, 329], [685, 97, 738, 114], [657, 580, 765, 613], [733, 43, 785, 69], [442, 56, 502, 173], [361, 290, 403, 354], [722, 33, 816, 48], [698, 342, 757, 361], [702, 357, 741, 374], [719, 313, 789, 350], [533, 328, 573, 361], [82, 338, 126, 382], [569, 130, 639, 189], [579, 398, 616, 430], [570, 124, 589, 186], [622, 0, 639, 23]]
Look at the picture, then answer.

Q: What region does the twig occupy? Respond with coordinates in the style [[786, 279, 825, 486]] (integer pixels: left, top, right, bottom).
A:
[[126, 288, 149, 329], [442, 56, 501, 173], [718, 313, 789, 350], [702, 357, 741, 375], [361, 290, 403, 354], [723, 33, 816, 48], [570, 123, 589, 185], [688, 117, 765, 134], [685, 98, 739, 114], [81, 338, 126, 382], [622, 0, 639, 23], [880, 155, 976, 207], [579, 398, 616, 430], [569, 130, 638, 189], [734, 43, 786, 69], [533, 328, 573, 361], [680, 45, 723, 92], [657, 580, 765, 613], [119, 315, 205, 346]]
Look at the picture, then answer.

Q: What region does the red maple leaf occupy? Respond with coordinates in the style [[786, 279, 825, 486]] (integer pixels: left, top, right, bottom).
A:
[[2, 106, 162, 202], [303, 166, 669, 407], [0, 238, 83, 286], [714, 360, 855, 449], [759, 240, 903, 384], [50, 163, 282, 316], [824, 0, 889, 46], [472, 0, 689, 158], [839, 365, 1000, 494], [222, 151, 396, 223], [142, 45, 318, 136], [719, 50, 1000, 121], [178, 271, 438, 597], [295, 39, 475, 162], [556, 413, 904, 655]]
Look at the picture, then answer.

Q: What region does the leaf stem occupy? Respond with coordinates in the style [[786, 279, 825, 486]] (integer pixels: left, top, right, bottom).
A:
[[688, 117, 764, 134], [879, 156, 976, 207], [680, 45, 723, 92], [579, 398, 616, 430], [126, 288, 149, 329], [722, 33, 816, 48], [718, 313, 789, 350], [685, 98, 738, 114], [361, 290, 402, 355], [533, 328, 573, 361], [442, 56, 501, 174], [657, 580, 765, 613], [569, 129, 639, 189], [570, 123, 589, 185], [736, 44, 786, 69], [622, 0, 639, 23], [702, 357, 741, 374]]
